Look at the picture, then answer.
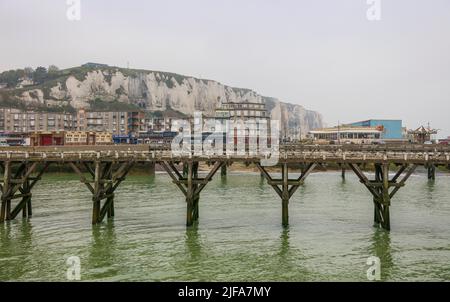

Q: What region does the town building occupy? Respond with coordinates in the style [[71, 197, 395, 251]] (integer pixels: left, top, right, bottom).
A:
[[64, 131, 89, 145], [137, 131, 178, 145], [215, 101, 270, 124], [212, 101, 272, 148], [76, 109, 145, 136], [113, 134, 137, 144], [347, 119, 404, 141], [0, 132, 28, 146], [30, 131, 65, 146], [0, 108, 76, 132], [215, 100, 270, 132], [30, 130, 112, 146], [309, 126, 382, 144]]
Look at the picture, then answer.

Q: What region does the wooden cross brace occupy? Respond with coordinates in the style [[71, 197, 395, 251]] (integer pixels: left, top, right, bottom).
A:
[[256, 162, 316, 200], [69, 161, 134, 224], [0, 161, 50, 222], [160, 161, 223, 198], [348, 163, 417, 230], [160, 160, 223, 226], [256, 162, 316, 227]]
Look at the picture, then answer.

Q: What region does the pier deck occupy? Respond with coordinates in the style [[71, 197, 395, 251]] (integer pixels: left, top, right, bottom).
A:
[[0, 144, 449, 230], [0, 144, 449, 164]]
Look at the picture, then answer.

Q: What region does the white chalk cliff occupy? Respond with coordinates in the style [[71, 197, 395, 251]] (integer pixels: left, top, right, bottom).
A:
[[5, 66, 323, 136]]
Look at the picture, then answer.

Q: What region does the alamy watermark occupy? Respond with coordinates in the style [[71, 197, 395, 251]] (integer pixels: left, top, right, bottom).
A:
[[367, 0, 381, 21], [66, 0, 81, 21], [170, 112, 280, 166], [366, 256, 381, 281], [66, 256, 81, 280]]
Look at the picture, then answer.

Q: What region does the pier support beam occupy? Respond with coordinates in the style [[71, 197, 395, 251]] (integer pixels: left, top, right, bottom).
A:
[[0, 162, 50, 223], [161, 161, 223, 226], [69, 161, 134, 224], [220, 164, 227, 177], [349, 163, 417, 231], [427, 164, 436, 180], [256, 162, 316, 227]]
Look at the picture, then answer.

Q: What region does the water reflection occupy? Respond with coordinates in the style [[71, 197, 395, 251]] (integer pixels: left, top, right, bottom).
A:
[[279, 228, 290, 258], [87, 221, 118, 279], [219, 175, 228, 187], [0, 220, 34, 281], [0, 222, 13, 248], [426, 180, 435, 196], [258, 174, 265, 187], [274, 228, 311, 280], [367, 229, 394, 281], [185, 223, 202, 261], [148, 174, 156, 184]]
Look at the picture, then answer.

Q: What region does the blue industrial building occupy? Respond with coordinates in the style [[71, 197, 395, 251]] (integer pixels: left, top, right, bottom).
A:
[[347, 119, 403, 140]]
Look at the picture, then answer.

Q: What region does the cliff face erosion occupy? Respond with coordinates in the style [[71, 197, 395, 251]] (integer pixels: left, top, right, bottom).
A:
[[0, 66, 323, 136]]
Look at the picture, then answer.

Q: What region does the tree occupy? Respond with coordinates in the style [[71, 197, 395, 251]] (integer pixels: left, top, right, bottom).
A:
[[0, 69, 25, 88], [48, 65, 59, 73], [33, 66, 48, 84], [48, 65, 60, 80], [24, 67, 34, 78]]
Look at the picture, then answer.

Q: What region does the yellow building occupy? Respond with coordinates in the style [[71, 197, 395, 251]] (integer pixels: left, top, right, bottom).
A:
[[64, 131, 112, 145], [94, 132, 113, 145], [65, 131, 88, 145]]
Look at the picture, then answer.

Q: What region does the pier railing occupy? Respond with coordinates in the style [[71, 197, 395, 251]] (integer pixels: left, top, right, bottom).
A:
[[0, 144, 449, 164]]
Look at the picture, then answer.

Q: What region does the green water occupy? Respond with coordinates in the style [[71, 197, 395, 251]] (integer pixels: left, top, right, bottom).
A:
[[0, 171, 449, 281]]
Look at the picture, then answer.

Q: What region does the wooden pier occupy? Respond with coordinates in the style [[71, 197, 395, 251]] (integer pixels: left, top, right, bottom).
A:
[[0, 144, 449, 231]]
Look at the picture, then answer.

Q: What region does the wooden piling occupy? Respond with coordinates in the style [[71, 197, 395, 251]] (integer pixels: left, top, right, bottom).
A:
[[349, 163, 417, 231], [0, 162, 47, 223], [428, 164, 436, 180], [257, 162, 316, 227], [192, 162, 200, 222], [186, 162, 194, 226], [0, 161, 11, 222], [70, 161, 134, 225], [161, 160, 223, 227], [221, 164, 227, 177], [92, 161, 101, 224], [381, 164, 391, 230], [281, 163, 289, 227]]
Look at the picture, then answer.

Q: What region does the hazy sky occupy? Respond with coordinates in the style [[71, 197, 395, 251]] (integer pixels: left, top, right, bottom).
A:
[[1, 0, 449, 136]]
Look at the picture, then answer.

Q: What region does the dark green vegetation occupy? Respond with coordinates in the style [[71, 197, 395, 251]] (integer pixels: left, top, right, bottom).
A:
[[88, 98, 141, 111]]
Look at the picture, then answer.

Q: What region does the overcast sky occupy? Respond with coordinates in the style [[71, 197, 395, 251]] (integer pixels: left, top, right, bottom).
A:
[[1, 0, 449, 136]]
